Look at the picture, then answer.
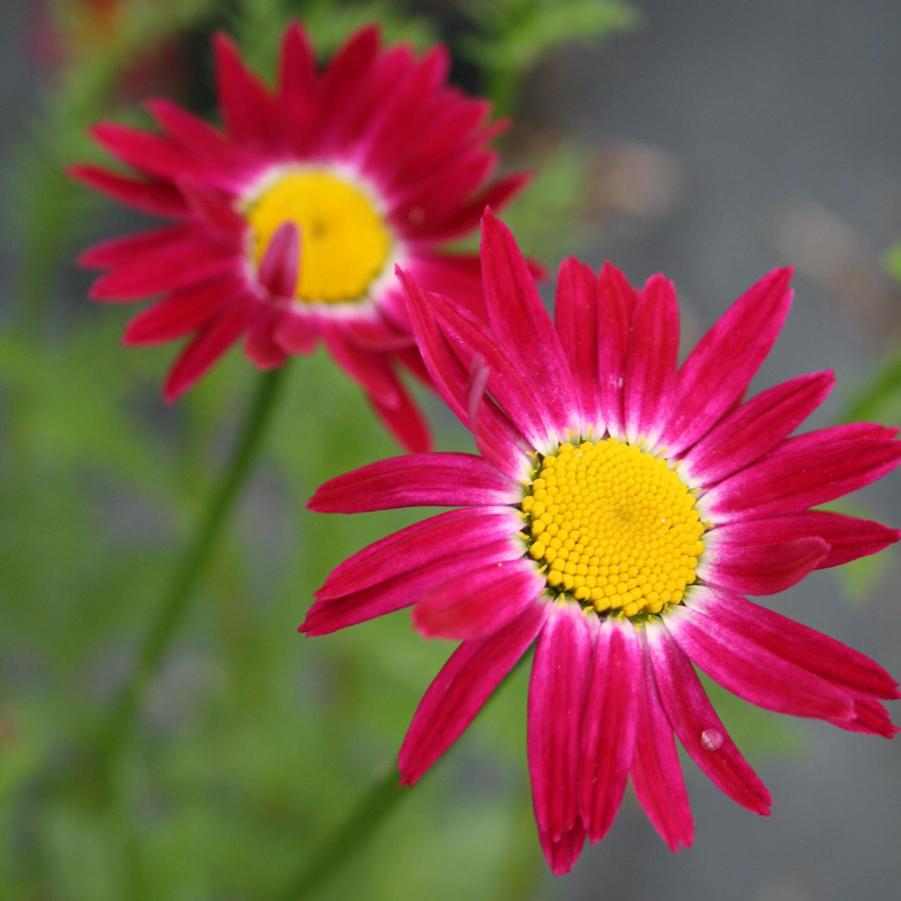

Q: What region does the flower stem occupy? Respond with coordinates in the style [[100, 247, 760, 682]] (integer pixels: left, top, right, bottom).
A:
[[278, 766, 406, 901], [96, 365, 289, 770]]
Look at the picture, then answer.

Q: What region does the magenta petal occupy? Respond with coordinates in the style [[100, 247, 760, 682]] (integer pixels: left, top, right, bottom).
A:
[[682, 370, 835, 486], [213, 32, 275, 142], [646, 623, 772, 815], [708, 511, 900, 570], [686, 590, 900, 700], [124, 276, 242, 345], [308, 452, 520, 512], [244, 309, 287, 369], [398, 266, 469, 423], [555, 257, 602, 432], [258, 221, 300, 299], [398, 603, 548, 785], [177, 177, 245, 238], [274, 308, 319, 355], [480, 211, 577, 435], [538, 823, 587, 877], [91, 121, 203, 181], [277, 21, 318, 109], [364, 366, 432, 454], [579, 619, 641, 843], [429, 291, 552, 450], [666, 603, 854, 721], [68, 164, 186, 216], [663, 268, 793, 456], [399, 264, 528, 473], [318, 507, 522, 600], [90, 239, 234, 301], [413, 558, 544, 641], [78, 226, 193, 269], [623, 274, 679, 448], [700, 535, 828, 595], [321, 324, 401, 409], [163, 302, 252, 402], [301, 536, 520, 636], [830, 700, 899, 738], [630, 657, 694, 851], [465, 355, 531, 479], [596, 262, 638, 440], [703, 427, 901, 522], [528, 604, 593, 842]]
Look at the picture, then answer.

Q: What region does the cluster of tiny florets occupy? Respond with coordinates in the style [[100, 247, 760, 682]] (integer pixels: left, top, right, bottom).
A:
[[520, 439, 705, 618]]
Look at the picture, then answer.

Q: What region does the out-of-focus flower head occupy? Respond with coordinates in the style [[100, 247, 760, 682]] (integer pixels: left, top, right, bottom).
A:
[[34, 0, 186, 98], [71, 23, 529, 450], [306, 211, 901, 874]]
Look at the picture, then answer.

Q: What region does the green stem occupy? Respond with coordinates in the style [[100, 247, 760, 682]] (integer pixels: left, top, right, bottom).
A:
[[96, 366, 289, 769], [279, 768, 406, 901]]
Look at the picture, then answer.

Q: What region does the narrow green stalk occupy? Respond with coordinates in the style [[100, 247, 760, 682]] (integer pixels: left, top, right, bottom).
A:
[[279, 767, 405, 901], [96, 366, 289, 769]]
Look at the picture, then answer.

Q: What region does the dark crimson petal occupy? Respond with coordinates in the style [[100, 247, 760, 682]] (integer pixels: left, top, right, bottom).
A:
[[646, 623, 772, 815], [308, 452, 520, 512], [528, 604, 593, 841], [398, 601, 549, 785], [681, 371, 835, 486], [663, 268, 793, 456], [579, 619, 641, 843]]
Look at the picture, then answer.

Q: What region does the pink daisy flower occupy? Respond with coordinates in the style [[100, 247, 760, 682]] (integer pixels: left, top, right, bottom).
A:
[[304, 211, 901, 875], [70, 23, 528, 451]]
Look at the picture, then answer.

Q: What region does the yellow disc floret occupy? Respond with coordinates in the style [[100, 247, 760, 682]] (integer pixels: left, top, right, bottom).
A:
[[244, 169, 392, 304], [521, 438, 705, 618]]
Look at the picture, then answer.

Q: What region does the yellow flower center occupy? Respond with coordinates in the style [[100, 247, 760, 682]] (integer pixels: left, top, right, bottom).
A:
[[244, 169, 392, 304], [521, 439, 705, 618]]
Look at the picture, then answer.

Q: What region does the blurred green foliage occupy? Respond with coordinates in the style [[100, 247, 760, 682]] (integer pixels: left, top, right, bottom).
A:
[[461, 0, 638, 114]]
